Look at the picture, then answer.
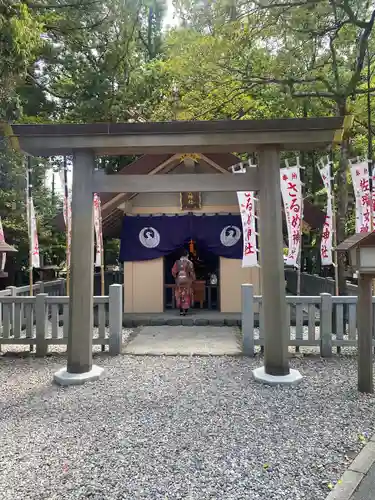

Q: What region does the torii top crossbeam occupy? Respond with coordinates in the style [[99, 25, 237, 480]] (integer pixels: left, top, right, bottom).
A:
[[5, 117, 345, 156]]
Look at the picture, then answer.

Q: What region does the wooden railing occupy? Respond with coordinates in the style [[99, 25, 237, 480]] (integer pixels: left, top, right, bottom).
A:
[[0, 284, 123, 356], [241, 284, 365, 357], [1, 282, 368, 358], [1, 271, 124, 298]]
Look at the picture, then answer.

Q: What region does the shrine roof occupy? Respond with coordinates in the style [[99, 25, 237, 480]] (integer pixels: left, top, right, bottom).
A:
[[336, 232, 375, 251], [0, 241, 17, 253], [51, 152, 326, 238]]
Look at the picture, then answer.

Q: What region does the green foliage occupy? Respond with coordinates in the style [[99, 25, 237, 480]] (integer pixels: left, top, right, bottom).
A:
[[0, 1, 43, 119], [0, 141, 65, 274], [0, 0, 374, 288]]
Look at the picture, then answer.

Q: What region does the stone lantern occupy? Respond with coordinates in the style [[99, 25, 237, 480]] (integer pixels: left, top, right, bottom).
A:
[[0, 241, 17, 279], [336, 233, 375, 393]]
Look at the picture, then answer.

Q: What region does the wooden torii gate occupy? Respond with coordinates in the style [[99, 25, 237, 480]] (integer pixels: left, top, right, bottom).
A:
[[5, 117, 346, 385]]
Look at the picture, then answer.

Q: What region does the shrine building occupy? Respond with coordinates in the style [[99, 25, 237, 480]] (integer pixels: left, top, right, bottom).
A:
[[75, 152, 324, 314]]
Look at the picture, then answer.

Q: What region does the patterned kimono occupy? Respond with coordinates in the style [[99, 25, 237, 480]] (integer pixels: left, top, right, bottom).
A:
[[171, 257, 196, 310]]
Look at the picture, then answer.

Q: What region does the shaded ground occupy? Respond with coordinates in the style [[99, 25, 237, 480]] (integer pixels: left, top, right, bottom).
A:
[[0, 354, 374, 500]]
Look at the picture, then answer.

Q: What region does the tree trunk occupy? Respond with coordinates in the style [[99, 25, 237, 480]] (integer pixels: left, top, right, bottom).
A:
[[336, 101, 350, 295]]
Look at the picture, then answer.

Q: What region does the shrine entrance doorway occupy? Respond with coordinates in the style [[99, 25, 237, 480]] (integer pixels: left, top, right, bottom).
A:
[[164, 242, 220, 311]]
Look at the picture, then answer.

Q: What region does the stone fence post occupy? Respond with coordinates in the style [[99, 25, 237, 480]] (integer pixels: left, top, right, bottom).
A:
[[320, 293, 333, 357], [6, 286, 17, 335], [242, 284, 255, 356], [109, 284, 122, 356]]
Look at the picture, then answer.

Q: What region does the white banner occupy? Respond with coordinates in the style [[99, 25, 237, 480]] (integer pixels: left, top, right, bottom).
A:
[[93, 193, 103, 267], [59, 170, 72, 269], [0, 216, 6, 271], [29, 198, 40, 268], [237, 191, 258, 267], [350, 161, 371, 233], [318, 161, 333, 265], [280, 166, 303, 267]]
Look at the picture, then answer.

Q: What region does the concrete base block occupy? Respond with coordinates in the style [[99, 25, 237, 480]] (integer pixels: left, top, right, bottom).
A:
[[53, 365, 104, 386], [252, 366, 303, 386]]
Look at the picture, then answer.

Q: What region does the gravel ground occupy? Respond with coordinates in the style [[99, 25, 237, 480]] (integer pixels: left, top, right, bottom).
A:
[[0, 354, 374, 500]]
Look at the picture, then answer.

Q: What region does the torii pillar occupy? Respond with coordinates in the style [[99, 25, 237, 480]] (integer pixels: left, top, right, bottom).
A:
[[53, 150, 103, 385], [252, 148, 303, 385]]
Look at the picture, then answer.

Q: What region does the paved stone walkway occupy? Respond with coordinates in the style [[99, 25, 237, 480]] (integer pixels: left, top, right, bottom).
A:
[[326, 436, 375, 500], [123, 325, 242, 355], [351, 460, 375, 500]]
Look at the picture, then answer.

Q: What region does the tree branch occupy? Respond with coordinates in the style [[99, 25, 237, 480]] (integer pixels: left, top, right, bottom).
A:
[[335, 0, 369, 29], [25, 0, 101, 10], [26, 71, 70, 100], [329, 35, 340, 90], [345, 8, 375, 96]]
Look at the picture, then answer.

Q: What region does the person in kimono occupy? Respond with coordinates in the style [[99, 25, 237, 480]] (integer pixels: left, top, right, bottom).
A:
[[172, 249, 196, 315]]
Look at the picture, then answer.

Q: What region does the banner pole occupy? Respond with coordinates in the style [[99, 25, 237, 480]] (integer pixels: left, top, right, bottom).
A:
[[296, 157, 304, 298], [27, 157, 33, 297], [332, 189, 339, 296], [63, 156, 70, 296], [27, 157, 34, 354]]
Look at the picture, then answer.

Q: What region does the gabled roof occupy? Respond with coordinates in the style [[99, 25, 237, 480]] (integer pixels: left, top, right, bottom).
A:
[[54, 152, 326, 238], [337, 232, 375, 251], [0, 241, 17, 253]]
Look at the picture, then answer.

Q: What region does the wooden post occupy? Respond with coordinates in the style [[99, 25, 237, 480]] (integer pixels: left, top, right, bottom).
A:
[[7, 286, 17, 336], [67, 150, 95, 374], [320, 293, 333, 357], [101, 265, 105, 296], [35, 293, 47, 357], [357, 273, 373, 393], [257, 148, 289, 376], [109, 284, 122, 356], [241, 284, 254, 356], [331, 189, 339, 296]]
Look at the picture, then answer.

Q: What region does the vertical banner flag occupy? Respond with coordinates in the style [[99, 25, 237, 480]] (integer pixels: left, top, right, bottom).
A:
[[59, 165, 72, 269], [93, 193, 103, 267], [27, 197, 40, 268], [26, 163, 40, 269], [237, 191, 258, 267], [318, 160, 333, 265], [349, 160, 371, 233], [280, 166, 303, 267], [0, 216, 6, 271]]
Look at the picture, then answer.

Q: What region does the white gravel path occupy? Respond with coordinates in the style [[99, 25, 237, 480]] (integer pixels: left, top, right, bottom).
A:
[[0, 354, 374, 500]]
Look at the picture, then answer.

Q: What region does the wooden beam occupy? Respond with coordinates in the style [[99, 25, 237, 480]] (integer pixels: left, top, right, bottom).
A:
[[16, 129, 338, 156], [200, 154, 231, 174], [92, 170, 260, 193], [101, 154, 180, 217]]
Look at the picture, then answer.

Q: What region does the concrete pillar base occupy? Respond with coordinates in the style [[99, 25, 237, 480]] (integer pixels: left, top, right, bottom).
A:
[[53, 365, 104, 386], [252, 366, 303, 386]]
